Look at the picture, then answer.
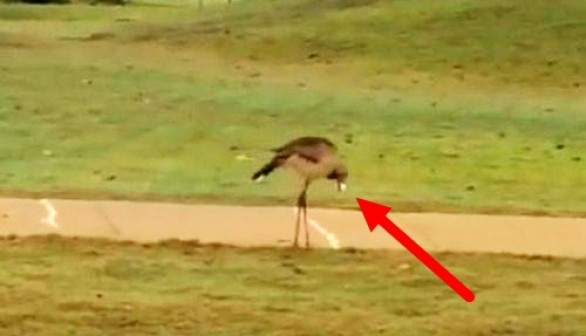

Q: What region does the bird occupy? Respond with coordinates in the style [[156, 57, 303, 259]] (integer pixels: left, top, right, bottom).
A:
[[251, 136, 348, 248]]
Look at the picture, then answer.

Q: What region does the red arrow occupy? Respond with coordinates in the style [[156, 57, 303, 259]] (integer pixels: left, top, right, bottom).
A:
[[356, 198, 475, 303]]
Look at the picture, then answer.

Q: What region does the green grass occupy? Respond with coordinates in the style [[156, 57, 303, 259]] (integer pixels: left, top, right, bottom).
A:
[[121, 0, 586, 88], [0, 235, 583, 335], [0, 0, 585, 215]]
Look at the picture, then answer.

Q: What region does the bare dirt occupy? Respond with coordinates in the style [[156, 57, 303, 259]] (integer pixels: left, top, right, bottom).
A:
[[1, 197, 585, 257]]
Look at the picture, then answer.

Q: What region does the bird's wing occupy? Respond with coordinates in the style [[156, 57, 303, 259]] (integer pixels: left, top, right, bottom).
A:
[[280, 144, 332, 164], [272, 137, 336, 153]]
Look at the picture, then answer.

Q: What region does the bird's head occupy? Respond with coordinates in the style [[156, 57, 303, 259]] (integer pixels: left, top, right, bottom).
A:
[[327, 164, 348, 192]]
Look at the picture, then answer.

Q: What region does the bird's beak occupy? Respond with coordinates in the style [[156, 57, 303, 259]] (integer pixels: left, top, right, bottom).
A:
[[338, 182, 347, 192]]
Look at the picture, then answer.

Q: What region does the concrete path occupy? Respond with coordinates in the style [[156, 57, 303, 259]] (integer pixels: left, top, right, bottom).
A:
[[1, 197, 585, 258]]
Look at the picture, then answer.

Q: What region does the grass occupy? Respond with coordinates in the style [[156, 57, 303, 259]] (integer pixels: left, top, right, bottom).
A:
[[0, 0, 585, 215], [0, 235, 583, 335]]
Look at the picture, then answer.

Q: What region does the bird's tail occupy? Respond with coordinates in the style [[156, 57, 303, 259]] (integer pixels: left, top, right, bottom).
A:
[[251, 159, 280, 182]]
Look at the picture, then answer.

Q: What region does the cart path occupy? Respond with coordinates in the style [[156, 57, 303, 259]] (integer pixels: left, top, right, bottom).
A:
[[1, 197, 585, 257]]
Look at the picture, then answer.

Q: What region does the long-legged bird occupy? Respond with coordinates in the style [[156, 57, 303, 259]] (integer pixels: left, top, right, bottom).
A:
[[251, 136, 348, 248]]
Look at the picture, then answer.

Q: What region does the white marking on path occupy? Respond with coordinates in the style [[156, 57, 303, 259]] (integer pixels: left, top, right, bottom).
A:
[[39, 199, 59, 228], [293, 208, 341, 249], [308, 219, 341, 250]]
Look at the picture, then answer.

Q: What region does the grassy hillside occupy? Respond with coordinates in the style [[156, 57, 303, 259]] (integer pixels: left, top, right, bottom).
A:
[[0, 236, 584, 335], [0, 0, 585, 215], [125, 0, 586, 88]]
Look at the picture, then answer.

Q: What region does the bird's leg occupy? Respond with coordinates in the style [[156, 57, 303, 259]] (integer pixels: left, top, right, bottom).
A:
[[293, 188, 304, 248], [302, 181, 310, 249], [294, 180, 310, 249]]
